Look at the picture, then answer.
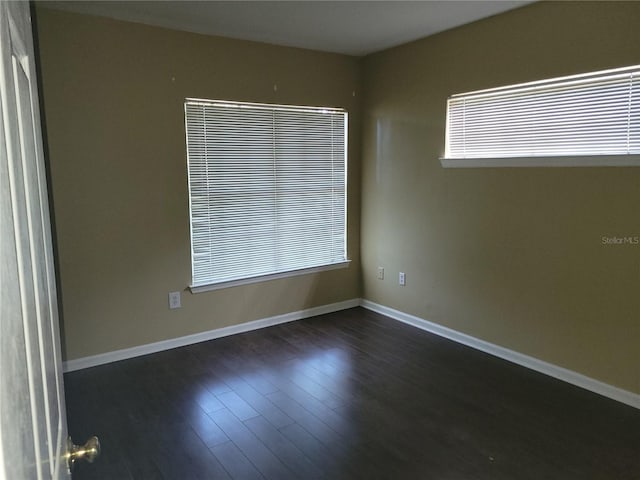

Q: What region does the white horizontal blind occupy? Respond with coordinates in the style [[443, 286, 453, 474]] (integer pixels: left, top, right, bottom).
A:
[[445, 65, 640, 159], [185, 99, 347, 287]]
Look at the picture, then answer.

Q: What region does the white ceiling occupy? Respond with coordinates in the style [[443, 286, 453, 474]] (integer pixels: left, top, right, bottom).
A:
[[44, 1, 533, 57]]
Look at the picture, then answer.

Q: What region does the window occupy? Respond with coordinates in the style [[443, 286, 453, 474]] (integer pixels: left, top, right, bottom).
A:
[[185, 99, 348, 291], [441, 65, 640, 167]]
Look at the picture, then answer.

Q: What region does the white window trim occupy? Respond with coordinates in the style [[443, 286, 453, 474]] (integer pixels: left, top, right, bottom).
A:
[[441, 64, 640, 168], [189, 260, 351, 293], [441, 154, 640, 168]]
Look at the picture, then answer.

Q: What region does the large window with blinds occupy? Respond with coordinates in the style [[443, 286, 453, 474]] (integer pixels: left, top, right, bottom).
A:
[[185, 99, 348, 291], [441, 65, 640, 167]]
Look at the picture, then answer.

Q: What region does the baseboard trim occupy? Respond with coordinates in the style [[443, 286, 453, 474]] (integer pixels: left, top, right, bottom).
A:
[[63, 298, 360, 372], [360, 299, 640, 410]]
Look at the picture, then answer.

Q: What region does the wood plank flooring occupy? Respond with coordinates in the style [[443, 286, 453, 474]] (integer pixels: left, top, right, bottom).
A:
[[64, 307, 640, 479]]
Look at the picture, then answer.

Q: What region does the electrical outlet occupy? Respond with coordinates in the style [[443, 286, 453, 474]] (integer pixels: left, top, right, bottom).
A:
[[399, 272, 406, 286], [168, 291, 181, 309], [377, 267, 384, 280]]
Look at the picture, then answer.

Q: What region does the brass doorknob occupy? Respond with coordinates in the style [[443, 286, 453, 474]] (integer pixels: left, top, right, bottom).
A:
[[66, 436, 100, 471]]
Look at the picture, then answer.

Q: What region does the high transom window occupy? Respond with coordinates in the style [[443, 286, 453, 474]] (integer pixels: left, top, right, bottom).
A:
[[442, 65, 640, 167]]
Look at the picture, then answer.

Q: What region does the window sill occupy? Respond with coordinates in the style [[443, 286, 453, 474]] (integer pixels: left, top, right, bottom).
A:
[[440, 154, 640, 168], [189, 260, 351, 293]]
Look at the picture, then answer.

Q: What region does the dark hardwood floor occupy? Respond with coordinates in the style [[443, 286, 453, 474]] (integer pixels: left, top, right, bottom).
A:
[[64, 307, 640, 479]]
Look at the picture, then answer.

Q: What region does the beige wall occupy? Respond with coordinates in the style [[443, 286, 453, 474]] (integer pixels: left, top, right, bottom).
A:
[[361, 1, 640, 394], [35, 7, 362, 360], [37, 3, 639, 395]]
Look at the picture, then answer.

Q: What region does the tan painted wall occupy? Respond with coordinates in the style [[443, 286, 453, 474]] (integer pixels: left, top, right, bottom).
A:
[[361, 1, 640, 394], [34, 7, 362, 360], [36, 3, 640, 395]]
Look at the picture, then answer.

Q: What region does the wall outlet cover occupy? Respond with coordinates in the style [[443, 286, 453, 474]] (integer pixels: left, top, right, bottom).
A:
[[169, 291, 181, 309]]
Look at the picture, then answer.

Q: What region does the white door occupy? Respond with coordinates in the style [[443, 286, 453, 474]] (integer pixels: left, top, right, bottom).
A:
[[0, 2, 90, 479]]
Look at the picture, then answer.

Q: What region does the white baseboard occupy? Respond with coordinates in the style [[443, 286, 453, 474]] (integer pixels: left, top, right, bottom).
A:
[[63, 296, 639, 410], [62, 298, 360, 372], [360, 299, 640, 410]]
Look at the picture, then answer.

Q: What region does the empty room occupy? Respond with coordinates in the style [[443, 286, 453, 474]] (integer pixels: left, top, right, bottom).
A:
[[1, 1, 639, 479]]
